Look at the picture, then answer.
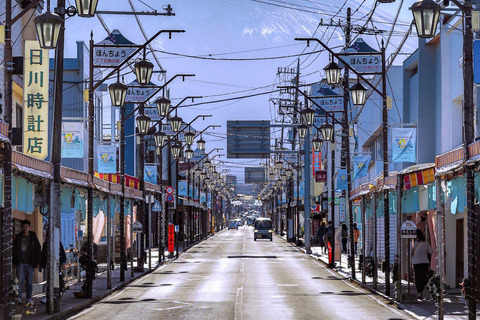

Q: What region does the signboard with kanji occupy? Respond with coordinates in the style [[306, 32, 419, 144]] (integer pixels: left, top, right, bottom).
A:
[[401, 220, 417, 238], [23, 41, 49, 159], [168, 223, 175, 252], [345, 55, 381, 73], [125, 80, 154, 103], [93, 29, 136, 67], [315, 170, 327, 183]]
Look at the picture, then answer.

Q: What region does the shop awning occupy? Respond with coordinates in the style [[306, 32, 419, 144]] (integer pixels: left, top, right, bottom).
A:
[[13, 163, 52, 180], [435, 147, 465, 176], [61, 176, 90, 188]]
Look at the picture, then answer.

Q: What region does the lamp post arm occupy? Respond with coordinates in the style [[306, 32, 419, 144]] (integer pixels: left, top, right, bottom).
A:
[[11, 0, 42, 24], [295, 37, 383, 97], [159, 115, 211, 150], [449, 0, 467, 11], [94, 30, 185, 91], [195, 125, 221, 138], [192, 149, 224, 167]]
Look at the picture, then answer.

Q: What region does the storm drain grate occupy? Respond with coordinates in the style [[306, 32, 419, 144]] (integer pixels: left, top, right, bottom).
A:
[[227, 255, 277, 259]]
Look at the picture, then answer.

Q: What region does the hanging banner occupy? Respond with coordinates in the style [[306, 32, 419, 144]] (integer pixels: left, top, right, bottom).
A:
[[144, 165, 157, 184], [299, 181, 305, 200], [61, 122, 84, 158], [353, 155, 371, 181], [392, 128, 417, 163], [200, 191, 206, 203], [23, 40, 49, 159], [207, 192, 211, 209], [312, 151, 321, 176], [336, 169, 348, 191], [339, 198, 346, 222], [97, 145, 117, 174], [178, 181, 187, 197]]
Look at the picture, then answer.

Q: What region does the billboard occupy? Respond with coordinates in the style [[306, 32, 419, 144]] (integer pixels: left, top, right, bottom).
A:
[[244, 167, 266, 184], [227, 121, 270, 158]]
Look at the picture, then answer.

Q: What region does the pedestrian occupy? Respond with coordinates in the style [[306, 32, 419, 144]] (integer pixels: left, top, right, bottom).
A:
[[12, 220, 41, 305], [353, 223, 360, 255], [40, 234, 67, 304], [412, 229, 433, 299], [323, 221, 333, 248], [341, 223, 348, 253], [317, 221, 326, 254]]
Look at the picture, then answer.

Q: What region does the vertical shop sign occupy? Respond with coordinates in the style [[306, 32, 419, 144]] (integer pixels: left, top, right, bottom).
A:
[[168, 223, 175, 253], [23, 41, 49, 159]]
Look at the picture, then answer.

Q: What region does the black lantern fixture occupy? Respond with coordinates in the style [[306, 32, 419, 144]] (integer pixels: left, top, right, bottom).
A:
[[134, 59, 154, 85], [320, 122, 335, 143], [275, 179, 282, 187], [155, 97, 171, 117], [285, 168, 293, 177], [194, 167, 202, 175], [410, 0, 441, 38], [281, 173, 287, 181], [171, 141, 183, 160], [298, 124, 308, 139], [301, 107, 316, 126], [312, 135, 324, 152], [204, 159, 211, 170], [153, 130, 167, 148], [109, 81, 128, 107], [34, 10, 63, 49], [184, 131, 195, 146], [377, 0, 395, 3], [197, 135, 206, 151], [136, 114, 151, 136], [324, 59, 342, 85], [269, 172, 275, 180], [350, 81, 367, 106], [200, 171, 207, 180], [75, 0, 99, 17], [275, 160, 283, 169], [185, 147, 194, 160], [170, 114, 183, 132]]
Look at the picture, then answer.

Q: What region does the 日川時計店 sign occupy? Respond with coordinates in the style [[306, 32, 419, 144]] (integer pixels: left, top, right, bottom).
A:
[[23, 41, 49, 160]]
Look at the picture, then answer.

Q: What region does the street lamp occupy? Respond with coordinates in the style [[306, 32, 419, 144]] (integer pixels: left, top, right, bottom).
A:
[[301, 107, 316, 126], [171, 141, 183, 160], [350, 81, 367, 106], [197, 136, 206, 151], [320, 122, 335, 143], [134, 59, 154, 85], [156, 97, 171, 116], [275, 160, 283, 169], [276, 179, 282, 187], [136, 114, 151, 136], [312, 135, 324, 152], [285, 168, 293, 178], [184, 131, 195, 146], [194, 167, 202, 175], [154, 131, 167, 153], [298, 124, 308, 139], [410, 0, 441, 38], [75, 0, 99, 17], [109, 81, 128, 106], [204, 159, 212, 170], [34, 10, 63, 49], [170, 114, 183, 132], [185, 147, 194, 160], [324, 60, 342, 85]]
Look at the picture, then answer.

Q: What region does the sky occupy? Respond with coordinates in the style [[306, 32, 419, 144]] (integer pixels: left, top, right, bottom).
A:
[[58, 0, 417, 183]]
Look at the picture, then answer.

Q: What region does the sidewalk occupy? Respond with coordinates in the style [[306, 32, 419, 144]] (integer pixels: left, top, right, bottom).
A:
[[5, 238, 200, 320], [282, 235, 479, 319]]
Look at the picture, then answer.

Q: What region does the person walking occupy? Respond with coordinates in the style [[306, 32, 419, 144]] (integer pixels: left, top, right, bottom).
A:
[[12, 220, 41, 304], [323, 221, 333, 248], [353, 223, 361, 255], [412, 229, 433, 299], [317, 221, 326, 254], [341, 223, 348, 253], [40, 233, 67, 304]]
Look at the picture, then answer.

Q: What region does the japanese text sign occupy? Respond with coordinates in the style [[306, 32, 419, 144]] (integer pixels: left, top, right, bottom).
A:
[[168, 223, 175, 252], [346, 54, 381, 73], [23, 41, 49, 159]]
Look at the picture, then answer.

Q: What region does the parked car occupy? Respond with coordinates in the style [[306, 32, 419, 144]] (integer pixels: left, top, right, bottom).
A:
[[228, 219, 238, 230], [236, 218, 243, 226], [254, 218, 273, 241]]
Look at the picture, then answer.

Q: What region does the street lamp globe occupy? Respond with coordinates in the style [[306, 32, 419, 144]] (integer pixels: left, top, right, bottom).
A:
[[34, 11, 63, 49], [269, 172, 275, 180], [275, 160, 283, 169], [200, 171, 207, 179], [285, 168, 293, 177], [194, 167, 202, 175], [136, 114, 151, 136], [350, 81, 367, 106], [312, 135, 324, 152], [185, 147, 194, 160], [170, 115, 183, 132], [301, 107, 316, 126], [298, 124, 308, 139], [155, 97, 171, 116], [275, 179, 282, 187], [134, 59, 154, 85], [75, 0, 99, 17], [171, 141, 183, 160], [204, 159, 211, 170], [153, 130, 167, 148], [184, 131, 195, 146], [411, 0, 441, 38], [324, 61, 342, 85], [320, 122, 335, 142], [197, 137, 206, 151], [204, 177, 210, 185], [109, 81, 128, 106], [281, 173, 287, 181]]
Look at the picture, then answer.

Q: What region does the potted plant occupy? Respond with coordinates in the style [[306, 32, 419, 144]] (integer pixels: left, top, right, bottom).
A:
[[10, 277, 22, 320]]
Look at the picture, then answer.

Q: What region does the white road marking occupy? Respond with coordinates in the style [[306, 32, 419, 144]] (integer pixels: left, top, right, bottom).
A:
[[234, 228, 246, 320], [276, 284, 299, 287]]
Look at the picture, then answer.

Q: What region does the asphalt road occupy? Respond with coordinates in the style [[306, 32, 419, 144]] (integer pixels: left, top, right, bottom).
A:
[[69, 226, 412, 320]]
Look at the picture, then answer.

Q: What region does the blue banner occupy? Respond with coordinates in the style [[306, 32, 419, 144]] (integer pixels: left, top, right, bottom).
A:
[[178, 181, 187, 197], [392, 128, 416, 163], [97, 145, 117, 174], [207, 192, 211, 209], [200, 191, 206, 203], [299, 181, 305, 199], [144, 165, 157, 184], [336, 169, 348, 191], [353, 155, 371, 181]]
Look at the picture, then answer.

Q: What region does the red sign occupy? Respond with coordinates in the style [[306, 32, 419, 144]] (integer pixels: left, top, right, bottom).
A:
[[315, 170, 327, 183], [165, 186, 174, 194], [168, 223, 175, 253], [166, 194, 174, 203]]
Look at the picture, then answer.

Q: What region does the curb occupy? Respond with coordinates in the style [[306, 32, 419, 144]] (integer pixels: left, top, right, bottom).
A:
[[46, 237, 210, 320]]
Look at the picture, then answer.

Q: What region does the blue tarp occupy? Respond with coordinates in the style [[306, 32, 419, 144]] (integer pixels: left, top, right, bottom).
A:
[[401, 186, 420, 214]]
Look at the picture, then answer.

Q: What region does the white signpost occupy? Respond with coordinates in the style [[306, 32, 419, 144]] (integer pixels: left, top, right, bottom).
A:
[[400, 220, 417, 238]]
